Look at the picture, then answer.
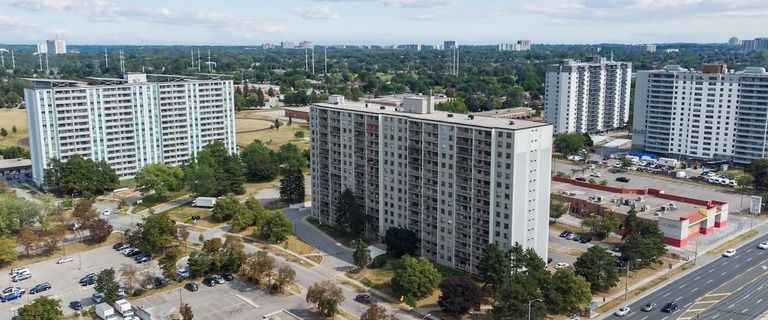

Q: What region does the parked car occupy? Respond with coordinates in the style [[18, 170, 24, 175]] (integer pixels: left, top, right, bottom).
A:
[[184, 282, 199, 292], [103, 209, 111, 216], [57, 256, 75, 264], [177, 269, 190, 279], [203, 277, 217, 287], [354, 293, 373, 305], [612, 244, 622, 252], [12, 273, 31, 282], [211, 275, 225, 284], [575, 177, 587, 182], [122, 248, 139, 257], [616, 177, 631, 183], [572, 235, 584, 242], [29, 282, 51, 294], [559, 230, 572, 238], [722, 249, 736, 257], [590, 172, 602, 177], [2, 287, 23, 295], [69, 301, 83, 310], [79, 273, 98, 286], [222, 272, 234, 281], [661, 302, 678, 313], [92, 292, 105, 304], [9, 268, 29, 275], [614, 306, 630, 317], [1, 291, 22, 302], [566, 233, 577, 240], [579, 236, 593, 244], [554, 262, 570, 270], [134, 253, 152, 264], [758, 241, 768, 250], [113, 242, 130, 251], [117, 287, 128, 297], [641, 302, 656, 312]]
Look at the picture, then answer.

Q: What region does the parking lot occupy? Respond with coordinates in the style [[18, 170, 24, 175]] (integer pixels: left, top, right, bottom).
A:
[[134, 279, 315, 320], [1, 244, 161, 318]]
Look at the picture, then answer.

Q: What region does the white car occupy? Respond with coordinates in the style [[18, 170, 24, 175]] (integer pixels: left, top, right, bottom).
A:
[[103, 209, 111, 216], [57, 256, 75, 264], [614, 306, 631, 317], [758, 241, 768, 250], [9, 268, 29, 275], [554, 262, 570, 270], [590, 172, 602, 177], [722, 249, 736, 257]]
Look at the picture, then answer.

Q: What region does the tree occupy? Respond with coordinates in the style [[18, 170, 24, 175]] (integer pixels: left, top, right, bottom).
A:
[[279, 167, 305, 204], [184, 142, 244, 196], [160, 247, 182, 281], [294, 130, 305, 139], [42, 225, 67, 253], [746, 158, 768, 190], [288, 117, 293, 126], [256, 89, 265, 107], [180, 303, 194, 320], [0, 236, 17, 264], [493, 277, 545, 320], [478, 243, 511, 290], [17, 296, 63, 320], [620, 211, 667, 267], [135, 164, 184, 199], [220, 236, 246, 273], [274, 118, 281, 130], [582, 133, 594, 147], [211, 194, 246, 222], [361, 303, 388, 320], [43, 155, 119, 196], [550, 198, 568, 223], [546, 268, 592, 314], [274, 264, 296, 293], [353, 240, 371, 270], [242, 196, 268, 232], [72, 199, 99, 225], [119, 264, 141, 292], [18, 229, 39, 256], [85, 218, 113, 243], [178, 225, 190, 252], [11, 125, 17, 133], [0, 128, 7, 137], [95, 268, 120, 304], [553, 133, 585, 156], [391, 255, 441, 300], [128, 212, 177, 253], [259, 211, 292, 243], [240, 251, 276, 284], [574, 246, 619, 292], [187, 251, 213, 278], [438, 276, 483, 316], [335, 188, 365, 236], [621, 157, 634, 168], [276, 143, 307, 171], [384, 227, 418, 258], [306, 280, 345, 317], [240, 140, 278, 182]]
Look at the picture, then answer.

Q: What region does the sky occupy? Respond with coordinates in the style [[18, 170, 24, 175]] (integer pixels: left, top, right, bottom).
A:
[[0, 0, 766, 45]]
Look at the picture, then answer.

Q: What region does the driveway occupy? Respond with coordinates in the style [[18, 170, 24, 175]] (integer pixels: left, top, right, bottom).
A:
[[283, 208, 354, 271]]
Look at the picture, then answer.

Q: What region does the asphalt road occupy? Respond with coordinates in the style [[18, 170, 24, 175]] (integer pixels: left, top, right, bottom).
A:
[[284, 207, 354, 268], [606, 236, 768, 320]]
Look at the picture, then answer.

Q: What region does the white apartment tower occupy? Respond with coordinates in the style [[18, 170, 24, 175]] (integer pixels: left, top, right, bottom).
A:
[[544, 58, 632, 134], [310, 97, 552, 274], [24, 73, 237, 185], [632, 65, 768, 164], [46, 39, 67, 56]]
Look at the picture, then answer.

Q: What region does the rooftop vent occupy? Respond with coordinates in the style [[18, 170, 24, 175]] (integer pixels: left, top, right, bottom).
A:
[[380, 106, 386, 110], [365, 103, 368, 108], [509, 120, 515, 125], [468, 115, 475, 120], [447, 113, 454, 118]]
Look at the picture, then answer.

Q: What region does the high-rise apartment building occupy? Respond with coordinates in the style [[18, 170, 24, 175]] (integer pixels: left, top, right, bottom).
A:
[[24, 73, 237, 185], [46, 39, 67, 56], [633, 65, 768, 164], [309, 96, 552, 274], [544, 58, 632, 134], [498, 40, 531, 52], [728, 37, 741, 46], [443, 40, 457, 50], [742, 38, 768, 52]]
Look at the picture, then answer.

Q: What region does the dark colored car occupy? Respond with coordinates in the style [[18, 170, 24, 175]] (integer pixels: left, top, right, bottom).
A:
[[572, 235, 583, 242], [579, 236, 592, 244], [184, 282, 199, 292], [203, 277, 217, 287], [114, 242, 131, 251], [79, 273, 97, 286], [135, 253, 152, 264], [126, 249, 143, 257], [29, 282, 52, 294], [559, 230, 572, 238], [354, 293, 373, 305], [69, 300, 83, 310], [153, 277, 168, 288], [612, 244, 622, 252], [575, 177, 587, 181], [112, 242, 126, 250], [616, 177, 631, 183], [661, 302, 678, 313], [222, 273, 235, 281]]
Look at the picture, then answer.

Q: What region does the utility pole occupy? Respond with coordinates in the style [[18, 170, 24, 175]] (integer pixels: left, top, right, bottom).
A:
[[11, 50, 15, 69], [45, 54, 49, 74], [624, 260, 630, 301], [324, 47, 327, 76], [305, 49, 308, 71], [693, 233, 701, 264], [311, 47, 315, 75], [104, 48, 109, 68], [528, 299, 542, 320]]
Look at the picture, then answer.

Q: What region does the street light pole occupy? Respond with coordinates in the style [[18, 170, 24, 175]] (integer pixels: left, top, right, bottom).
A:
[[528, 299, 542, 320], [693, 232, 701, 265], [624, 260, 630, 301], [421, 313, 432, 320]]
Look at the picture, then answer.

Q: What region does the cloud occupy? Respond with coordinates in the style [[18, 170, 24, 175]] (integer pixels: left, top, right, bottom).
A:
[[382, 0, 460, 8], [293, 5, 339, 19]]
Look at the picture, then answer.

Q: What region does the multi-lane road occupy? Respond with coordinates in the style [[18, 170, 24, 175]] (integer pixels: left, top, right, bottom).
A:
[[608, 236, 768, 320]]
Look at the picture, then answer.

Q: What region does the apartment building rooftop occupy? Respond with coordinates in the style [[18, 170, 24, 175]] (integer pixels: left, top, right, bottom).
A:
[[313, 98, 548, 131]]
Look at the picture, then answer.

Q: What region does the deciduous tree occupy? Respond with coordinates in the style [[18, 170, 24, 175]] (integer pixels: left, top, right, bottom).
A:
[[43, 155, 119, 196], [478, 243, 511, 290], [240, 140, 278, 182], [211, 194, 245, 222], [119, 264, 141, 292], [259, 211, 292, 243], [159, 247, 182, 281], [574, 246, 619, 292], [17, 296, 63, 320], [135, 164, 184, 199], [180, 303, 194, 320], [85, 218, 113, 243], [273, 264, 296, 293], [549, 198, 568, 223], [335, 188, 365, 236], [279, 167, 305, 204], [95, 268, 120, 304], [128, 213, 177, 254], [438, 276, 483, 316], [353, 240, 371, 270], [383, 227, 418, 258], [240, 251, 276, 284], [306, 280, 345, 317], [546, 268, 592, 314], [554, 133, 585, 156], [0, 236, 17, 264], [18, 229, 39, 256], [391, 255, 440, 301]]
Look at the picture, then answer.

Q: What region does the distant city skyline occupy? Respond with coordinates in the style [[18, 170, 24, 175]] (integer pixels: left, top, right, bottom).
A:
[[0, 0, 766, 45]]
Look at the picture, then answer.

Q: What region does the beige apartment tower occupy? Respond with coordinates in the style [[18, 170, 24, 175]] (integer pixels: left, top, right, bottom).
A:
[[309, 96, 552, 274]]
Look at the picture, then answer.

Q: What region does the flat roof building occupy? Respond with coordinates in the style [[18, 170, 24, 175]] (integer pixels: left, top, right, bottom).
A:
[[632, 65, 768, 164], [310, 96, 552, 274], [544, 58, 632, 134], [24, 73, 236, 185]]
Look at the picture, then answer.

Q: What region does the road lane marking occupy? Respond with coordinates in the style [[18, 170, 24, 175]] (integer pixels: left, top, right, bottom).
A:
[[708, 269, 714, 273], [663, 292, 670, 297], [679, 284, 686, 289], [707, 279, 714, 284], [640, 316, 648, 320], [747, 257, 753, 262], [691, 287, 698, 292], [728, 303, 735, 309], [694, 276, 701, 280], [706, 293, 731, 297], [684, 302, 692, 308], [758, 299, 763, 304], [734, 264, 741, 269], [742, 308, 749, 313], [677, 296, 683, 301], [721, 271, 728, 276]]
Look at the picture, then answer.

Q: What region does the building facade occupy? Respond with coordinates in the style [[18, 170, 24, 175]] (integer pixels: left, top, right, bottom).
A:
[[632, 65, 768, 164], [498, 40, 531, 51], [309, 97, 552, 274], [742, 38, 768, 52], [45, 39, 66, 56], [544, 58, 632, 134], [24, 73, 237, 185]]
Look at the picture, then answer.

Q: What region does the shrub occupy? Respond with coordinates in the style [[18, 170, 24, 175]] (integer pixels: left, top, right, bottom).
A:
[[369, 255, 387, 269]]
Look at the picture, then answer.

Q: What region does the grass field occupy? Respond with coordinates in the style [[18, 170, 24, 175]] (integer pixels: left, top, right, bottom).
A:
[[166, 204, 220, 228], [237, 123, 309, 151], [0, 109, 28, 148]]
